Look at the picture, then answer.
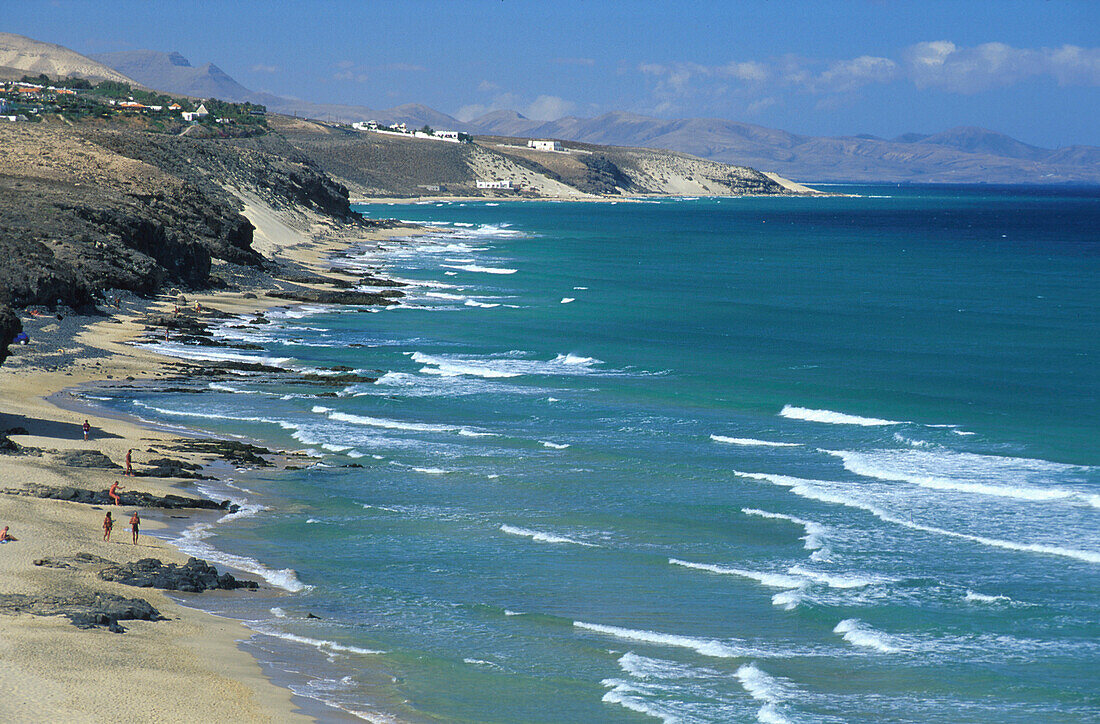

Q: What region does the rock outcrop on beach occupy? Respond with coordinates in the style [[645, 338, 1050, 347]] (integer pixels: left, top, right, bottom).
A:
[[98, 557, 259, 592], [10, 483, 238, 511], [0, 591, 163, 633]]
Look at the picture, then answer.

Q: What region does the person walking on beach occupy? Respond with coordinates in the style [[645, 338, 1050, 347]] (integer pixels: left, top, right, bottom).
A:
[[82, 419, 90, 440], [102, 511, 113, 541], [108, 480, 121, 506], [125, 449, 133, 476], [129, 512, 140, 545]]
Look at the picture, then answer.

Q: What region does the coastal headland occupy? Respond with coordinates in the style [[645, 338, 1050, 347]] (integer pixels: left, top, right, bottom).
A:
[[0, 90, 815, 719]]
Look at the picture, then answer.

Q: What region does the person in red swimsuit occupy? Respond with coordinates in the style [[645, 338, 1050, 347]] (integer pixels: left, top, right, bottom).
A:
[[82, 420, 90, 440], [102, 511, 113, 542], [129, 512, 140, 545], [108, 480, 121, 506]]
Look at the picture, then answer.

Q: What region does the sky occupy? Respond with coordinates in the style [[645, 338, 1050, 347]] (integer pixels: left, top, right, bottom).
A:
[[7, 0, 1100, 147]]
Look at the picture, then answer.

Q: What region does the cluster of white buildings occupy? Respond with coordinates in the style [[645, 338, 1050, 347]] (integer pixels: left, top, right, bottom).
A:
[[475, 180, 514, 190], [351, 120, 462, 143], [527, 139, 563, 152]]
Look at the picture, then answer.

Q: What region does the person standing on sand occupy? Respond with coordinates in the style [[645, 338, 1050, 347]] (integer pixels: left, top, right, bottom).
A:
[[82, 419, 90, 440], [108, 480, 121, 505], [103, 511, 113, 541], [125, 448, 133, 476], [129, 512, 140, 545]]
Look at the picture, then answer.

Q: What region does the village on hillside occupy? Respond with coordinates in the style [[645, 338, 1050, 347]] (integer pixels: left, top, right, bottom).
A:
[[0, 74, 266, 134]]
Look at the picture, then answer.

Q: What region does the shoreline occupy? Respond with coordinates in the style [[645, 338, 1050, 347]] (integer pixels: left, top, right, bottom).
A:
[[0, 200, 416, 721]]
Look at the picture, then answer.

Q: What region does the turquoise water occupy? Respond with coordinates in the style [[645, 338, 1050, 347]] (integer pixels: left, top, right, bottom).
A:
[[103, 187, 1098, 722]]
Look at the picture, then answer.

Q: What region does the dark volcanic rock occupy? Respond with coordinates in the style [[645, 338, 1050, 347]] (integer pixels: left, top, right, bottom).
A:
[[98, 557, 258, 592], [0, 591, 163, 633], [53, 449, 121, 469], [163, 439, 275, 467], [267, 288, 402, 305], [139, 457, 210, 479], [34, 553, 113, 569], [0, 303, 21, 365], [13, 483, 237, 511]]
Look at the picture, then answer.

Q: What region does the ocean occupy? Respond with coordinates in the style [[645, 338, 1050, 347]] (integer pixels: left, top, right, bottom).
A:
[[93, 186, 1099, 723]]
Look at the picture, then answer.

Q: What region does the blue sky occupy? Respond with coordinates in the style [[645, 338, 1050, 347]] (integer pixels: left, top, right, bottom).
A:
[[8, 0, 1100, 147]]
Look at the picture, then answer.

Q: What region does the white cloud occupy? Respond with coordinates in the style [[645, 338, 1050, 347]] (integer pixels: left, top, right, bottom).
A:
[[813, 55, 897, 92], [721, 61, 769, 83], [250, 63, 279, 74], [903, 41, 1100, 93], [455, 92, 575, 122], [334, 70, 369, 83], [525, 95, 575, 120], [635, 40, 1100, 117]]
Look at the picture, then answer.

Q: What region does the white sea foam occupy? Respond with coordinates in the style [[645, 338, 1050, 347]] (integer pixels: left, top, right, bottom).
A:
[[741, 508, 828, 552], [133, 341, 291, 367], [769, 589, 806, 611], [464, 299, 501, 308], [600, 679, 676, 723], [712, 435, 800, 447], [787, 565, 883, 588], [175, 520, 310, 592], [252, 625, 383, 656], [207, 381, 262, 394], [560, 297, 575, 304], [823, 448, 1095, 507], [780, 405, 905, 426], [574, 621, 748, 658], [574, 286, 588, 290], [132, 401, 301, 434], [553, 353, 601, 366], [312, 405, 486, 437], [736, 664, 794, 724], [270, 607, 287, 618], [500, 524, 596, 546], [833, 618, 901, 653], [410, 351, 606, 379], [411, 352, 522, 378], [411, 467, 450, 475], [735, 470, 1100, 564], [669, 558, 805, 589], [463, 658, 501, 668], [964, 590, 1012, 604], [540, 441, 570, 450], [441, 264, 517, 274], [893, 432, 933, 448]]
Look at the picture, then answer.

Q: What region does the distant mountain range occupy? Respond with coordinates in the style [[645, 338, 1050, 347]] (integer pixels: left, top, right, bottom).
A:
[[4, 33, 1096, 185]]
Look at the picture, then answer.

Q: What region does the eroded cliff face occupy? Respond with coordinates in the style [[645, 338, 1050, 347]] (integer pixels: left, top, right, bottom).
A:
[[0, 304, 20, 365], [0, 123, 360, 313]]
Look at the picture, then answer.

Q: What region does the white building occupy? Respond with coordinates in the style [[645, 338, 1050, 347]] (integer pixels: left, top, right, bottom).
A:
[[476, 180, 513, 190], [195, 103, 210, 117], [528, 139, 562, 152]]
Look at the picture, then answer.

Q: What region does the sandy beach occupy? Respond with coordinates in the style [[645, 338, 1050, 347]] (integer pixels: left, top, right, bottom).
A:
[[0, 199, 413, 722]]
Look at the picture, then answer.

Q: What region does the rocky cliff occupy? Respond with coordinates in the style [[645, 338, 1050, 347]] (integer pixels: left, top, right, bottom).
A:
[[0, 121, 364, 373]]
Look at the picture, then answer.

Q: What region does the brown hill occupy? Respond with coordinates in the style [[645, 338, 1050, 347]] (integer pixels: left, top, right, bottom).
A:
[[0, 32, 136, 84]]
